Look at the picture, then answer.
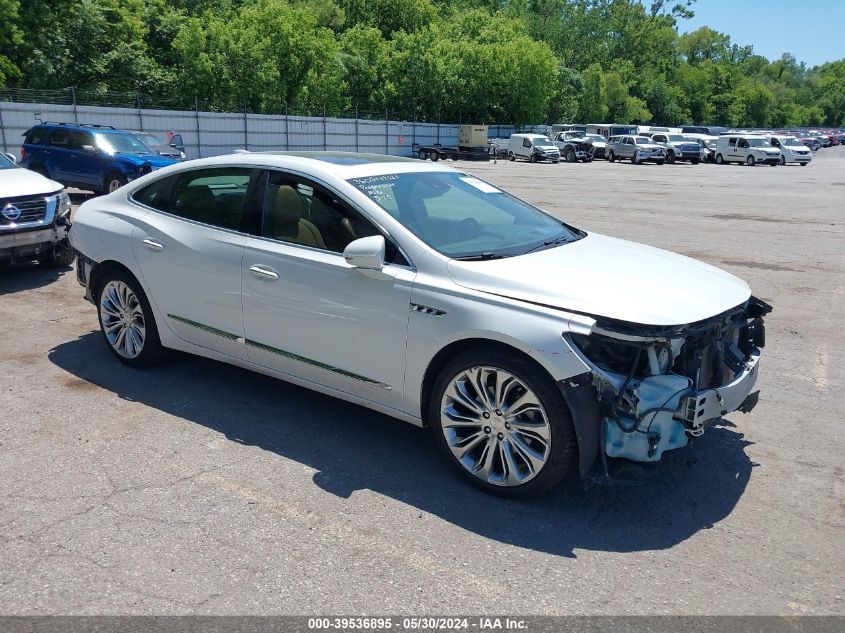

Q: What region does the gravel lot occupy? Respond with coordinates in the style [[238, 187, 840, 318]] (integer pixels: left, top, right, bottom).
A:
[[1, 148, 843, 615]]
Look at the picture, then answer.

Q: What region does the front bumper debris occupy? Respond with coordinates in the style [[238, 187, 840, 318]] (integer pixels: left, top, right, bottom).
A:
[[679, 352, 761, 431]]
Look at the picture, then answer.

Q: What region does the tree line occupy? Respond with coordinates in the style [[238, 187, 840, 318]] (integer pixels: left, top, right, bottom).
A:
[[1, 0, 843, 127]]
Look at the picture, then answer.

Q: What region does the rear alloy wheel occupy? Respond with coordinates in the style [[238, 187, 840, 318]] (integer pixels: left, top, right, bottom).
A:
[[429, 349, 577, 498], [97, 272, 164, 366], [746, 155, 756, 166]]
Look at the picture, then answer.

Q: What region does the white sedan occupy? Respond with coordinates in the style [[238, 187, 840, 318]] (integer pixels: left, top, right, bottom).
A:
[[69, 152, 770, 497]]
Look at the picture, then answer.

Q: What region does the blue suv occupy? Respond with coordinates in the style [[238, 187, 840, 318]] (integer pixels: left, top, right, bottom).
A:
[[21, 123, 180, 193]]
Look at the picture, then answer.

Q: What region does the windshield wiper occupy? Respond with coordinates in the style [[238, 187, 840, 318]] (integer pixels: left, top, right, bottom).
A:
[[521, 235, 570, 255], [452, 252, 506, 261]]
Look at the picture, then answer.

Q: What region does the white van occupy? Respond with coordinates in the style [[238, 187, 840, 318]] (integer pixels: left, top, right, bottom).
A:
[[765, 136, 813, 166], [508, 134, 560, 163], [714, 134, 781, 166]]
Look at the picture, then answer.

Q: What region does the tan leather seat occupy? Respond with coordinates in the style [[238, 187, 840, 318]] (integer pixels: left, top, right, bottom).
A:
[[265, 185, 325, 248]]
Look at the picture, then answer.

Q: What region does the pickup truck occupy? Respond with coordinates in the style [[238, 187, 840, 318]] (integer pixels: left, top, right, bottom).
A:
[[551, 132, 593, 162]]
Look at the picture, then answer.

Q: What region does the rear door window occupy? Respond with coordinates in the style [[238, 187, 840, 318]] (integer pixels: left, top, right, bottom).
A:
[[131, 168, 259, 231], [48, 129, 70, 147]]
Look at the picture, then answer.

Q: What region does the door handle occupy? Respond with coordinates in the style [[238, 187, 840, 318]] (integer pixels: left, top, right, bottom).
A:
[[142, 238, 165, 251], [249, 265, 279, 281]]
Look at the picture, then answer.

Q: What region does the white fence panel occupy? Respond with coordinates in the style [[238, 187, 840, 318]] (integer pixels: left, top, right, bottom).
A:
[[0, 100, 518, 161]]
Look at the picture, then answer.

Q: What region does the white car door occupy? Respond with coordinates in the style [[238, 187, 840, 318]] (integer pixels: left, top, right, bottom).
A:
[[241, 170, 415, 411], [131, 166, 261, 360]]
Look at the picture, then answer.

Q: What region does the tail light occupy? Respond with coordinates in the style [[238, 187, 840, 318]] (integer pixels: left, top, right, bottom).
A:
[[20, 146, 25, 160]]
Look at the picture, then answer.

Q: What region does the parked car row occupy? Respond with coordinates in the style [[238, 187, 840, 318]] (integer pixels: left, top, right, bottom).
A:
[[487, 128, 827, 168]]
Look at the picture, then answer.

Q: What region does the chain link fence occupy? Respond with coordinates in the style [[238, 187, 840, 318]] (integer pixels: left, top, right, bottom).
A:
[[0, 88, 520, 160]]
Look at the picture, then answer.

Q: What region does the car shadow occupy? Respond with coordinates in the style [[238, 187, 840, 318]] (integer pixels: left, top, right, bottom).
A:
[[49, 332, 756, 558], [0, 260, 73, 294]]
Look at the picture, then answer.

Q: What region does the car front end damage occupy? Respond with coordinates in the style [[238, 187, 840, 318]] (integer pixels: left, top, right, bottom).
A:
[[559, 296, 771, 481]]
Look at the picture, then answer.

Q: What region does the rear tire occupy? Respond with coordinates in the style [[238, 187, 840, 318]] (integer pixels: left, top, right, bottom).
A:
[[715, 153, 724, 165], [95, 269, 164, 367], [666, 151, 676, 164], [780, 155, 786, 166], [430, 151, 439, 162], [607, 151, 615, 162], [104, 172, 127, 193], [428, 348, 578, 499], [508, 151, 515, 161]]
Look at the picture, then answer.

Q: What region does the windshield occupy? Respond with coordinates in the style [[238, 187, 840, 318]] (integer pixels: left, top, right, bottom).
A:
[[781, 137, 804, 146], [585, 135, 605, 142], [534, 136, 555, 147], [634, 137, 653, 145], [747, 138, 769, 147], [0, 154, 15, 169], [667, 135, 688, 142], [348, 172, 581, 258], [137, 132, 167, 146], [96, 132, 149, 154]]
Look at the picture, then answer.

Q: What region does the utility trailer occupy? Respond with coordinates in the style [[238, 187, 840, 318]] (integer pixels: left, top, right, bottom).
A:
[[412, 125, 491, 161]]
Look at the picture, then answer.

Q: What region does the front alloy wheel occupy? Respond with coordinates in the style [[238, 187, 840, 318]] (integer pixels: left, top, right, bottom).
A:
[[440, 366, 551, 487], [430, 350, 577, 498]]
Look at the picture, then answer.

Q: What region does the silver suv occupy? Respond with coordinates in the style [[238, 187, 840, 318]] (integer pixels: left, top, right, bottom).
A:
[[607, 135, 666, 165]]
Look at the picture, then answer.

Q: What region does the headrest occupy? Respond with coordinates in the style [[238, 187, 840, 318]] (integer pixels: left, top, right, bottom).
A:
[[271, 185, 302, 224], [176, 185, 215, 209]]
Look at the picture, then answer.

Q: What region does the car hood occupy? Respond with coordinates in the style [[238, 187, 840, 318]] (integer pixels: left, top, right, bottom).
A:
[[447, 233, 751, 326], [635, 143, 663, 150], [0, 167, 63, 198], [115, 152, 180, 168]]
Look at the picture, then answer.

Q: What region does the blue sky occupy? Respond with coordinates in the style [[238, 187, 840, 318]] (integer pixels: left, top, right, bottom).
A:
[[680, 0, 845, 67]]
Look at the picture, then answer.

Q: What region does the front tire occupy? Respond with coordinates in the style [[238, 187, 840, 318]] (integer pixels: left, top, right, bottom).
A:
[[564, 148, 576, 163], [666, 151, 676, 164], [428, 348, 578, 498], [607, 151, 615, 162], [780, 155, 786, 166], [96, 270, 164, 367], [38, 239, 76, 268], [746, 155, 756, 166]]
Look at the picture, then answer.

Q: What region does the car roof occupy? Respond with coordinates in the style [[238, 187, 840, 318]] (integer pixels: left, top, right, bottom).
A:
[[162, 151, 454, 180]]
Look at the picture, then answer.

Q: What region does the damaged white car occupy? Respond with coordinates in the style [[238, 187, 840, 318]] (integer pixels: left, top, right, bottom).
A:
[[69, 152, 769, 498]]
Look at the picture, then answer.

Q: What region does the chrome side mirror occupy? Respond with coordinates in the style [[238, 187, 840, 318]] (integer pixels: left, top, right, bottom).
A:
[[343, 235, 385, 270]]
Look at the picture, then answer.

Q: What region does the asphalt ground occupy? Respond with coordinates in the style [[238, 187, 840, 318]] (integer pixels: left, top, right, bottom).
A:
[[0, 147, 843, 615]]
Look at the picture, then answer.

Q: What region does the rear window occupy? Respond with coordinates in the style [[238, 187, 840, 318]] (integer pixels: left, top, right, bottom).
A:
[[24, 127, 48, 145]]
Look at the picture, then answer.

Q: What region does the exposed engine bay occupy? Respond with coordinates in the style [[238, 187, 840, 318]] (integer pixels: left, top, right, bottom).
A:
[[564, 296, 771, 470]]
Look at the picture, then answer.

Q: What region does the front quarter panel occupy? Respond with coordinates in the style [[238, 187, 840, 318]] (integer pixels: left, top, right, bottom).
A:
[[404, 254, 591, 419]]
